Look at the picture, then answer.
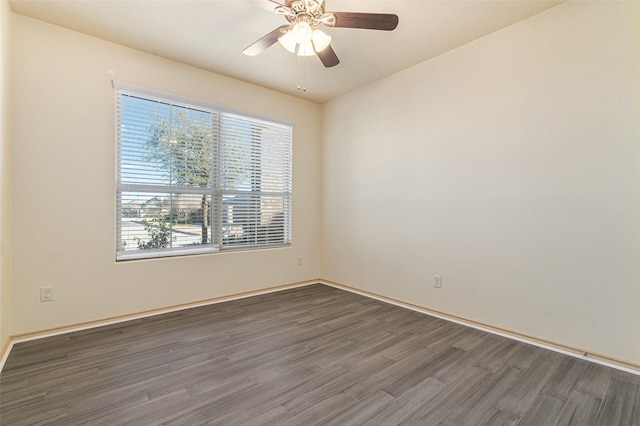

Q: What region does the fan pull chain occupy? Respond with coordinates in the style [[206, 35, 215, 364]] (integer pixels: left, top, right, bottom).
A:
[[297, 56, 307, 92]]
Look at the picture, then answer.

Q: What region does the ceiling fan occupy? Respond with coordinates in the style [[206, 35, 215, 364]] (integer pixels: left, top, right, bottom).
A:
[[243, 0, 399, 67]]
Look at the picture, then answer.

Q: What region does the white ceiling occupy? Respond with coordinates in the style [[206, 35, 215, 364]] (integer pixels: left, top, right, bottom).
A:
[[9, 0, 563, 104]]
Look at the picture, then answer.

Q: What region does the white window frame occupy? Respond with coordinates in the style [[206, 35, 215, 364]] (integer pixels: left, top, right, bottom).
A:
[[115, 81, 292, 261]]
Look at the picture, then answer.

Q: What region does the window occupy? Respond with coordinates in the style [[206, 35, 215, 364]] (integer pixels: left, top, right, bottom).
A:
[[115, 83, 292, 260]]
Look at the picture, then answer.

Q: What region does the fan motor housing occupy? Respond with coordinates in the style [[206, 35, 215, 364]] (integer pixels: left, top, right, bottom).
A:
[[286, 0, 325, 21]]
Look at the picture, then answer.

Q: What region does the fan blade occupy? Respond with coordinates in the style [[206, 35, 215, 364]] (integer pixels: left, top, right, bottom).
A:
[[243, 25, 289, 56], [315, 44, 340, 68], [327, 12, 398, 30], [243, 0, 285, 13]]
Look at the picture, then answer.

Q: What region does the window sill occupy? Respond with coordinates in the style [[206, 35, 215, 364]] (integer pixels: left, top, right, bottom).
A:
[[116, 246, 219, 262]]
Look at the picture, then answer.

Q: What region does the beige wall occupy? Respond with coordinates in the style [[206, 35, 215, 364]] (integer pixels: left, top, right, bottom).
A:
[[322, 2, 640, 365], [0, 0, 11, 349], [10, 15, 321, 334]]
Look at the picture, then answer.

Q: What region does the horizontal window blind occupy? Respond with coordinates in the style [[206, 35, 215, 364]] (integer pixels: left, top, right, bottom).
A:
[[219, 112, 292, 248], [115, 84, 292, 260]]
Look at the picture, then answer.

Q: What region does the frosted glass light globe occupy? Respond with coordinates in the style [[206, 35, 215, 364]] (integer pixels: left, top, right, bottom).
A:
[[292, 21, 313, 44]]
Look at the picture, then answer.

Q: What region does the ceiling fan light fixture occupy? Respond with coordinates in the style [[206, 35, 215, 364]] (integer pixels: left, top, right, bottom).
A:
[[292, 20, 313, 44], [278, 30, 297, 53], [244, 0, 398, 69], [297, 41, 316, 56], [311, 28, 331, 52]]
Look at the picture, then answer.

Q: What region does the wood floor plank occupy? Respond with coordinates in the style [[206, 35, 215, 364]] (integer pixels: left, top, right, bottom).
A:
[[357, 376, 447, 425], [438, 366, 524, 425], [594, 373, 640, 425], [495, 352, 563, 417], [402, 366, 492, 424], [1, 284, 640, 425], [381, 346, 466, 397], [477, 408, 521, 426], [281, 392, 357, 426], [474, 338, 522, 373], [432, 334, 505, 384], [554, 390, 603, 426], [238, 404, 291, 426], [517, 393, 566, 426], [575, 362, 613, 399], [323, 390, 395, 426], [541, 356, 589, 401], [281, 354, 394, 416]]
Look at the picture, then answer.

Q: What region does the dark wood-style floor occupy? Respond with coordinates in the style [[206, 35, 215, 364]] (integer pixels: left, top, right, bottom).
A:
[[1, 284, 639, 425]]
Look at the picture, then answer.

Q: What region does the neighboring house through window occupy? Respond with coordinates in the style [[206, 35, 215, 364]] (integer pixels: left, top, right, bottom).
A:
[[115, 82, 292, 260]]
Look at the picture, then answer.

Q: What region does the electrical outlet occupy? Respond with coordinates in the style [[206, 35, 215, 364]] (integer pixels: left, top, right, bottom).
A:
[[434, 275, 442, 289], [40, 286, 54, 302], [297, 256, 303, 267]]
